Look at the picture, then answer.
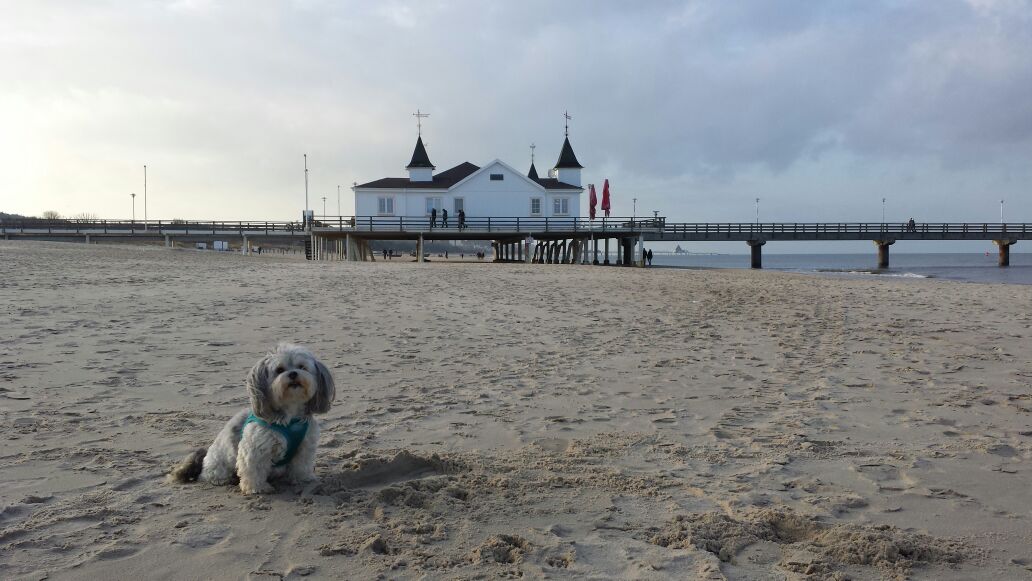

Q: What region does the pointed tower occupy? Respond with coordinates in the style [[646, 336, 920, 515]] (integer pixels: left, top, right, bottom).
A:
[[554, 113, 583, 187], [553, 136, 582, 187], [528, 143, 539, 180], [406, 136, 435, 182]]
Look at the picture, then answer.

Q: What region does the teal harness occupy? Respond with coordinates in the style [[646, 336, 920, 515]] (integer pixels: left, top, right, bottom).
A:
[[241, 413, 309, 467]]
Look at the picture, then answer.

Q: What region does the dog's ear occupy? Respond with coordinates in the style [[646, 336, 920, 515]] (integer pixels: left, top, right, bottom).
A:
[[246, 354, 276, 420], [306, 359, 336, 415]]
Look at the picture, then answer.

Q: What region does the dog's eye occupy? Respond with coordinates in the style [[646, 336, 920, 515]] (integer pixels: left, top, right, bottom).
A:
[[299, 365, 307, 371], [275, 366, 285, 374]]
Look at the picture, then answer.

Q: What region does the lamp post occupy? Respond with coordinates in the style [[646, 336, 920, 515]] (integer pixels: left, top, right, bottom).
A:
[[1001, 199, 1005, 223], [632, 197, 637, 221], [322, 196, 327, 216], [304, 153, 309, 216], [130, 193, 136, 222], [143, 165, 148, 229], [755, 198, 760, 224], [337, 185, 341, 216], [882, 197, 886, 223]]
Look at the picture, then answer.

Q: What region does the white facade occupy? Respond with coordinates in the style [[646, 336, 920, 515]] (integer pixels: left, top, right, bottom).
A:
[[354, 159, 582, 218]]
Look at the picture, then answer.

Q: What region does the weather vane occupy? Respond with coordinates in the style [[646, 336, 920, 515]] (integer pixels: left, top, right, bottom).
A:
[[563, 110, 572, 137], [530, 143, 536, 164], [413, 109, 430, 137]]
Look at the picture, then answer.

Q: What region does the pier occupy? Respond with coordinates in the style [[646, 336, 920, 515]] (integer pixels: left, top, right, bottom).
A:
[[2, 217, 1028, 267]]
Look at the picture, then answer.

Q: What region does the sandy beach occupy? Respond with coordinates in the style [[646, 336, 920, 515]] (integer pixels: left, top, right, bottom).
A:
[[3, 241, 1032, 580]]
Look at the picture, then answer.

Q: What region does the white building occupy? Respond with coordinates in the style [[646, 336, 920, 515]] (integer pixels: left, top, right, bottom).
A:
[[352, 133, 584, 219]]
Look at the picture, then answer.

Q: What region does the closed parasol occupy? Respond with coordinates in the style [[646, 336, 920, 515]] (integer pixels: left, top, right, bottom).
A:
[[601, 179, 611, 217], [589, 184, 597, 220]]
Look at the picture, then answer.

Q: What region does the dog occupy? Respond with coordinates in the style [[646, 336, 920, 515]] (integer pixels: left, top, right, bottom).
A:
[[168, 343, 335, 494]]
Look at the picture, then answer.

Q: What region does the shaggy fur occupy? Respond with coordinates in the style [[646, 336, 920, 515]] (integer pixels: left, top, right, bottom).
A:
[[168, 343, 335, 494]]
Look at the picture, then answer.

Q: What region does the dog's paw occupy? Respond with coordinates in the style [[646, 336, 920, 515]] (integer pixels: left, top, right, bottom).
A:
[[239, 481, 274, 495], [288, 472, 317, 485]]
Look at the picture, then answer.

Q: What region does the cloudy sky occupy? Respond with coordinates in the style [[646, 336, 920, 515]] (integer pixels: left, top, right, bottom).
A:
[[3, 0, 1031, 248]]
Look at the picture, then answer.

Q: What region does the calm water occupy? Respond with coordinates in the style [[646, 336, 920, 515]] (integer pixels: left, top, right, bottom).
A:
[[648, 253, 1032, 285]]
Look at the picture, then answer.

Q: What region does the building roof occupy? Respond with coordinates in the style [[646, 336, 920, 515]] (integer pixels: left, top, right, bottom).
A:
[[533, 177, 581, 190], [356, 161, 581, 191], [527, 162, 539, 180], [553, 136, 583, 169], [356, 162, 479, 189], [406, 136, 435, 169]]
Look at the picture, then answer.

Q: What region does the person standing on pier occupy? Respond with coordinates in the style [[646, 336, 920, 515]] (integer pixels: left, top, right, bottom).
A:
[[431, 207, 437, 228], [442, 208, 449, 228]]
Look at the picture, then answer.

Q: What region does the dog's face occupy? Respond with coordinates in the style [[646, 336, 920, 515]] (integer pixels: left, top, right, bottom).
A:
[[246, 344, 335, 422]]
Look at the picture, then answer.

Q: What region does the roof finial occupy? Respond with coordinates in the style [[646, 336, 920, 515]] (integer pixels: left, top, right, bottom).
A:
[[413, 109, 430, 137], [530, 142, 536, 164], [563, 110, 571, 137]]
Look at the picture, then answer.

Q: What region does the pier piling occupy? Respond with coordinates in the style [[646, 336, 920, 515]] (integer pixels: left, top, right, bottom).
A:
[[874, 239, 894, 269], [995, 239, 1015, 267], [748, 240, 765, 269]]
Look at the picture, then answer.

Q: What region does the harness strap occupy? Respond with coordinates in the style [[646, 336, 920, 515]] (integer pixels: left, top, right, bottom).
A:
[[241, 413, 309, 466]]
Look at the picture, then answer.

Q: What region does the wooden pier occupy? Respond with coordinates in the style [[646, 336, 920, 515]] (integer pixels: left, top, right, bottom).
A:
[[2, 217, 1029, 268]]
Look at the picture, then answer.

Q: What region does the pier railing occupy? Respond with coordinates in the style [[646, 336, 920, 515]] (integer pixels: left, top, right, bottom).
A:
[[659, 222, 1029, 236], [0, 218, 304, 235], [309, 215, 665, 232]]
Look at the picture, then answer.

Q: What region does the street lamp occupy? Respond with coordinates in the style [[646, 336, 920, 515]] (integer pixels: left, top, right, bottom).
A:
[[304, 154, 309, 214], [632, 197, 637, 221], [322, 196, 327, 216], [1001, 199, 1005, 223], [143, 165, 148, 229], [130, 193, 136, 222], [337, 185, 341, 216], [882, 197, 886, 223], [755, 198, 760, 224]]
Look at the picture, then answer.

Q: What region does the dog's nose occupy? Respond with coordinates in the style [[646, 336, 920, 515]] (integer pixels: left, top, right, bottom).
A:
[[288, 371, 298, 380]]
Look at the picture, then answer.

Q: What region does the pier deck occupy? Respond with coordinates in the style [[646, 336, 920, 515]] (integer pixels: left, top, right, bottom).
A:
[[3, 217, 1029, 267]]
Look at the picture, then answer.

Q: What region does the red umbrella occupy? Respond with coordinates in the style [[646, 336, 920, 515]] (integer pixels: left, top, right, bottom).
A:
[[589, 184, 597, 220], [601, 179, 611, 217]]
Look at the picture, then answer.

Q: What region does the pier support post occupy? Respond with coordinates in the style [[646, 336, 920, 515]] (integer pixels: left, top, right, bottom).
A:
[[242, 235, 249, 255], [84, 234, 91, 244], [164, 235, 171, 248], [748, 240, 765, 269], [638, 233, 645, 267], [995, 239, 1015, 267], [873, 239, 894, 269], [593, 237, 599, 265], [604, 238, 610, 265], [417, 234, 424, 263]]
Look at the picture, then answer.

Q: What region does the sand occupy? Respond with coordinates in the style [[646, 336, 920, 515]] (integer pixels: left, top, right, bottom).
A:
[[2, 241, 1032, 580]]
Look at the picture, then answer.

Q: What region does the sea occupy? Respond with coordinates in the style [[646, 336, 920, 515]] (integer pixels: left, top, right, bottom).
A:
[[648, 253, 1032, 285]]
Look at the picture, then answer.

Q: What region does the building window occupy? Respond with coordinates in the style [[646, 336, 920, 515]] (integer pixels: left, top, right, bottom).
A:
[[530, 198, 542, 216], [425, 197, 442, 215], [490, 173, 504, 181], [454, 198, 464, 214], [377, 196, 394, 215], [552, 197, 569, 216]]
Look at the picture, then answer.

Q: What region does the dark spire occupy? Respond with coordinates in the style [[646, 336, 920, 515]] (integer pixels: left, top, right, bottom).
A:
[[528, 162, 539, 180], [406, 136, 435, 169], [554, 136, 583, 169]]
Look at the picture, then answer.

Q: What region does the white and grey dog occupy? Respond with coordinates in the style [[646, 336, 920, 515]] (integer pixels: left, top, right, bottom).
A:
[[169, 343, 335, 495]]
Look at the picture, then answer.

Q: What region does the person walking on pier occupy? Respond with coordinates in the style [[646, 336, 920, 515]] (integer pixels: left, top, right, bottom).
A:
[[458, 209, 466, 230], [908, 217, 916, 232], [442, 208, 449, 228], [430, 208, 437, 228]]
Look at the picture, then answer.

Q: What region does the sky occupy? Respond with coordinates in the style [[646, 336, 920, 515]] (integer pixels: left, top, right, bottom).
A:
[[2, 0, 1031, 251]]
